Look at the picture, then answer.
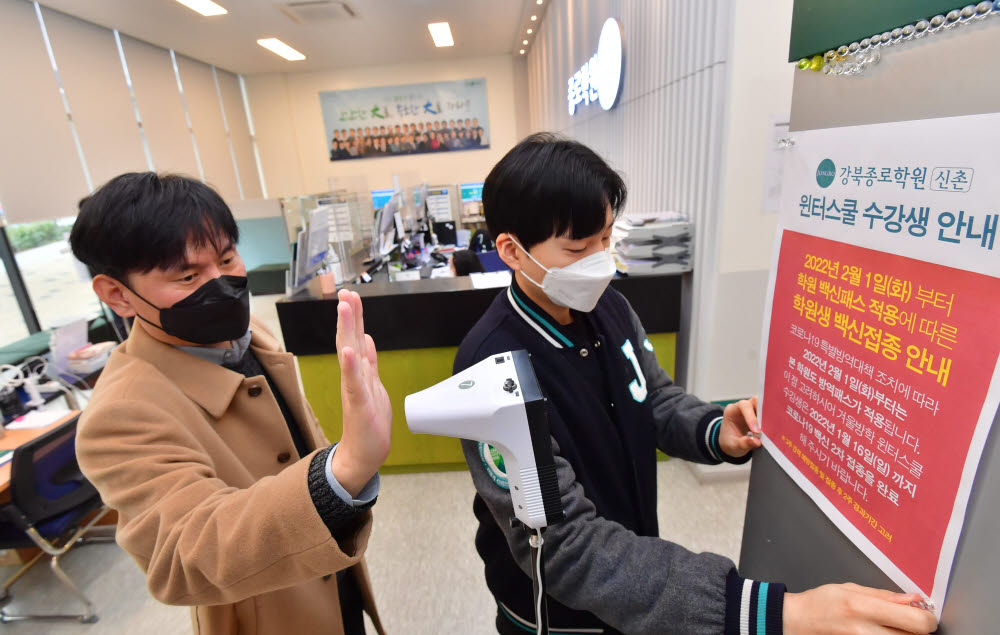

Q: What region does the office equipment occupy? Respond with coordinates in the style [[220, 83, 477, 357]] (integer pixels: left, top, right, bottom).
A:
[[425, 187, 454, 222], [0, 414, 113, 624], [460, 181, 485, 223], [477, 250, 510, 273], [371, 188, 395, 211], [612, 218, 692, 275], [405, 350, 564, 633], [432, 221, 457, 245]]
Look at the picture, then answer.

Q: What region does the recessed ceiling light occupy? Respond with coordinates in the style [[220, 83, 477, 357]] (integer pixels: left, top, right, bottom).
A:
[[530, 15, 537, 21], [257, 38, 305, 61], [519, 49, 525, 54], [428, 22, 455, 47], [522, 39, 528, 45], [174, 0, 227, 17], [536, 0, 543, 4], [527, 29, 533, 34]]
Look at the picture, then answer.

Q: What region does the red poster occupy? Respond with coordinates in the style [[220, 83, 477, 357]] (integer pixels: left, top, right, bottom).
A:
[[762, 230, 1000, 593]]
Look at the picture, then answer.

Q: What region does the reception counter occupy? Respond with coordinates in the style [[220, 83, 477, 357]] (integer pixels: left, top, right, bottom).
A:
[[277, 274, 683, 471]]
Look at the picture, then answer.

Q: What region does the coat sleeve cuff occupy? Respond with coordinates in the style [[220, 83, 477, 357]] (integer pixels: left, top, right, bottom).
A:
[[325, 443, 380, 506], [725, 568, 785, 635], [702, 416, 754, 465], [308, 446, 376, 537]]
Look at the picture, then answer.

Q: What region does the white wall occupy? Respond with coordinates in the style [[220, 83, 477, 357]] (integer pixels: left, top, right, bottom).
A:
[[524, 0, 733, 395], [698, 0, 795, 401], [521, 0, 796, 399], [243, 54, 521, 198]]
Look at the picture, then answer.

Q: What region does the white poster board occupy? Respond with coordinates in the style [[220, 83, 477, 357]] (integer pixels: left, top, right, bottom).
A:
[[758, 112, 1000, 616]]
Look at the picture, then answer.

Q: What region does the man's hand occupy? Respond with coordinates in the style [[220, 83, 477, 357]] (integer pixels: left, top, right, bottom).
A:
[[784, 583, 938, 634], [718, 396, 762, 458], [330, 289, 392, 497]]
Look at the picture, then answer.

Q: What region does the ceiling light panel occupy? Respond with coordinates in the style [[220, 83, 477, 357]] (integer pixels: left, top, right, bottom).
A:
[[175, 0, 228, 17], [428, 22, 454, 47], [257, 38, 306, 60]]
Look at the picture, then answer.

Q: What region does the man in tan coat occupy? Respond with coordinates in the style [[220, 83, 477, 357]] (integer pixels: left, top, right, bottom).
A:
[[69, 172, 391, 634]]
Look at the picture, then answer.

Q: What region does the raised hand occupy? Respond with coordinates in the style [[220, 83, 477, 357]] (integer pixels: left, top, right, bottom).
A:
[[329, 289, 392, 497]]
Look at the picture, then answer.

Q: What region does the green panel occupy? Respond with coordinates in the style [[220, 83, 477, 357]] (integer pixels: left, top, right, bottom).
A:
[[788, 1, 961, 62], [299, 333, 678, 471], [298, 346, 465, 468]]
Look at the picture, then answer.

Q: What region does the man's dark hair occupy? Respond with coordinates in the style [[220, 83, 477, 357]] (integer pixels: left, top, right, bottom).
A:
[[70, 172, 238, 281], [483, 132, 626, 250], [451, 249, 486, 276]]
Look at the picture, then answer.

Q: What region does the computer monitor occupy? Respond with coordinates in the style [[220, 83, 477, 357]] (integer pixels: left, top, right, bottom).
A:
[[371, 188, 395, 210], [477, 250, 510, 273], [460, 182, 484, 202]]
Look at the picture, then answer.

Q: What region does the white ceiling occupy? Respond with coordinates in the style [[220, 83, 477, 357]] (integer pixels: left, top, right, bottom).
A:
[[36, 0, 544, 75]]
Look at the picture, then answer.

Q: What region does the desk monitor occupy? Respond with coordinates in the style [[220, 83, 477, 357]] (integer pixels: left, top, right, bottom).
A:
[[477, 250, 510, 273], [371, 188, 395, 211], [460, 182, 484, 202]]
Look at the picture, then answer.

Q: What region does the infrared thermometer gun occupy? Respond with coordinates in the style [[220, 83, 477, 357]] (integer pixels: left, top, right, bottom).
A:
[[404, 350, 564, 530]]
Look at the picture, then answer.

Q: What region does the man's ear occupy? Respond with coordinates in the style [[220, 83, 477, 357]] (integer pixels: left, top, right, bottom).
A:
[[93, 274, 137, 318], [495, 233, 522, 272]]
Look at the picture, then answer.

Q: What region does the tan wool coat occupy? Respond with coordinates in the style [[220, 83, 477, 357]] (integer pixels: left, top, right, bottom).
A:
[[77, 317, 383, 635]]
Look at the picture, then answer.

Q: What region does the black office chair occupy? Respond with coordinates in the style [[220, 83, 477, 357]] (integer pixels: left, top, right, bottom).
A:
[[0, 416, 113, 623]]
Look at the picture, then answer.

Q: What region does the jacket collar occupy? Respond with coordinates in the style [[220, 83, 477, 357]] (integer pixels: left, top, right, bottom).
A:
[[506, 278, 577, 349], [124, 320, 283, 419]]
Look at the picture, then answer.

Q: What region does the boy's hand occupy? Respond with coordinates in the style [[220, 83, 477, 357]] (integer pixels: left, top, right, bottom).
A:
[[784, 583, 938, 634], [330, 289, 392, 497], [718, 396, 762, 458]]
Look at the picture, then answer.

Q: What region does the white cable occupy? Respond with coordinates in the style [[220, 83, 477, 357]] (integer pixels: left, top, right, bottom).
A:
[[1, 364, 26, 388], [534, 528, 544, 635]]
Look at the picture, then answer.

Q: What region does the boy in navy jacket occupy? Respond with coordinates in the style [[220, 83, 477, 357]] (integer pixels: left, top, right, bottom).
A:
[[456, 134, 938, 635]]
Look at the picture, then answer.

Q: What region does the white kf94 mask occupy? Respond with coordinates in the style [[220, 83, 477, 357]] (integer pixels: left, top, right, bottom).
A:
[[510, 236, 617, 312]]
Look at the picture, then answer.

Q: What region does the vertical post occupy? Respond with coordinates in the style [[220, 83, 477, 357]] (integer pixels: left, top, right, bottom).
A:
[[0, 225, 41, 333]]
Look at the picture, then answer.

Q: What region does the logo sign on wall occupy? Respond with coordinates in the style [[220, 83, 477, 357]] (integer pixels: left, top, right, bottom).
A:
[[567, 18, 623, 116]]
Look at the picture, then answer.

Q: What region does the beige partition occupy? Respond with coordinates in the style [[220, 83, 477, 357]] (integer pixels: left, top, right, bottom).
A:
[[40, 6, 147, 188], [174, 54, 240, 201], [0, 0, 87, 223], [242, 74, 305, 198], [217, 70, 263, 199], [120, 35, 199, 178]]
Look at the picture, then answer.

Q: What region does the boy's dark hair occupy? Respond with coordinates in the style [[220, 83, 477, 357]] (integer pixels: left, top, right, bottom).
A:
[[70, 172, 238, 281], [483, 132, 626, 249], [451, 249, 486, 276]]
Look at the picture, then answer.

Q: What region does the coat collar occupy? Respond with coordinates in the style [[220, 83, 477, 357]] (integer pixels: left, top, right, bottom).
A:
[[506, 278, 577, 349], [123, 319, 282, 420]]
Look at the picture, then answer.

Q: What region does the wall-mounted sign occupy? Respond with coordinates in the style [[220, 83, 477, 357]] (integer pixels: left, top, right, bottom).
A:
[[567, 18, 623, 116], [320, 78, 490, 161], [758, 112, 1000, 617]]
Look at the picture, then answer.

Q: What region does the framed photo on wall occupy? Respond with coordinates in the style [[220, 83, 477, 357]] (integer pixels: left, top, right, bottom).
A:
[[320, 78, 490, 161]]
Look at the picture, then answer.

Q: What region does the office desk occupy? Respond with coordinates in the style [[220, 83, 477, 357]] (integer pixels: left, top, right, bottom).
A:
[[278, 275, 684, 471]]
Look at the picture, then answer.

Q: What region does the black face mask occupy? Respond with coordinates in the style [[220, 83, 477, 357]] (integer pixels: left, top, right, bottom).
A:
[[127, 275, 251, 345]]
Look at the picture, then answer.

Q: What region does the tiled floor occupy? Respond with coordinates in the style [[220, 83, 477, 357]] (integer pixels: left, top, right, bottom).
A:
[[0, 461, 749, 635]]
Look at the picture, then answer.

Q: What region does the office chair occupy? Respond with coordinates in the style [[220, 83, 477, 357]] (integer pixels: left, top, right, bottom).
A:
[[0, 416, 113, 623]]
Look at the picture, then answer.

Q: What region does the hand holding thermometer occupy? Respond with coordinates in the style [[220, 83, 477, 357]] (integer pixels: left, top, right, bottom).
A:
[[405, 350, 564, 634]]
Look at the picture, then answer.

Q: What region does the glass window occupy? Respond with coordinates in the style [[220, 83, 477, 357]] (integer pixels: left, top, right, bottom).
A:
[[0, 254, 31, 348], [9, 217, 100, 331]]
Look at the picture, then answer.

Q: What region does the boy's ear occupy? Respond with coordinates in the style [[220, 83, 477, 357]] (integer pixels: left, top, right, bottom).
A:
[[93, 274, 138, 318], [495, 233, 522, 271]]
